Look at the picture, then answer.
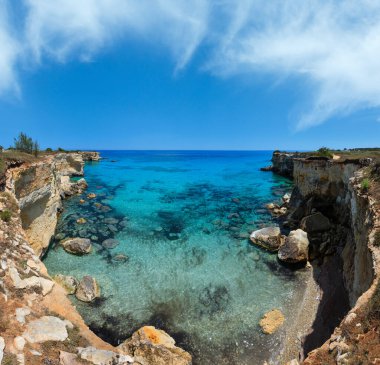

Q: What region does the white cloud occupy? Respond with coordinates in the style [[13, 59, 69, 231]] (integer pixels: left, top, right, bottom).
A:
[[2, 0, 380, 128]]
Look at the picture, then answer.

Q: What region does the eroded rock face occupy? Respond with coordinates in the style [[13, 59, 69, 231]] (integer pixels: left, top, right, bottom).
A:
[[118, 326, 192, 365], [278, 229, 309, 263], [78, 347, 134, 365], [250, 226, 282, 251], [61, 238, 92, 255], [259, 309, 285, 334], [300, 212, 330, 233], [76, 276, 100, 302], [23, 316, 72, 343]]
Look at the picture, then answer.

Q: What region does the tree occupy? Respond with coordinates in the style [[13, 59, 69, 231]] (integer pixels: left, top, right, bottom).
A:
[[13, 132, 39, 156]]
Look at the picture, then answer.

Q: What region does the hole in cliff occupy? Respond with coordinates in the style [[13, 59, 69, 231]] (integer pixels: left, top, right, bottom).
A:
[[20, 194, 51, 230]]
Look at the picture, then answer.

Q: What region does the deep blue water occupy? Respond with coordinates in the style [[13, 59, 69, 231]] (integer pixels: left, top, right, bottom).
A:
[[44, 151, 307, 364]]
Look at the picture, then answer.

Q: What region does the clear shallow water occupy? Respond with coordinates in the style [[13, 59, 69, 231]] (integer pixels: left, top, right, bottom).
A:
[[44, 151, 307, 364]]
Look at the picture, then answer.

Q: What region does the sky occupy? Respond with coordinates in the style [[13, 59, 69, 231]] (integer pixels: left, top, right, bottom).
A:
[[1, 0, 380, 150]]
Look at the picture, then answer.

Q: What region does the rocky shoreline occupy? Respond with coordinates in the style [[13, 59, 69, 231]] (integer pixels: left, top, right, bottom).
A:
[[0, 150, 379, 364]]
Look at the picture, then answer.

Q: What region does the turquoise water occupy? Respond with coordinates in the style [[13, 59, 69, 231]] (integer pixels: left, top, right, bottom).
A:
[[44, 151, 306, 364]]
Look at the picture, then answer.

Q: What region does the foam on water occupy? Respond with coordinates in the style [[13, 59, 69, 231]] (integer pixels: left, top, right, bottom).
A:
[[44, 151, 308, 364]]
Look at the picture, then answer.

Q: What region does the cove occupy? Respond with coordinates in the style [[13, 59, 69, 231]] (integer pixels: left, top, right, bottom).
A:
[[43, 150, 309, 364]]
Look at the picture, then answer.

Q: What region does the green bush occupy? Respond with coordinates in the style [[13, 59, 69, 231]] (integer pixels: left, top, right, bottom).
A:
[[45, 147, 53, 152], [0, 210, 11, 222], [13, 132, 39, 156], [58, 147, 66, 152], [361, 178, 370, 192], [316, 147, 333, 159]]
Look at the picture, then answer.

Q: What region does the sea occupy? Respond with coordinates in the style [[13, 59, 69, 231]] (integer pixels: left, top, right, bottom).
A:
[[43, 150, 309, 365]]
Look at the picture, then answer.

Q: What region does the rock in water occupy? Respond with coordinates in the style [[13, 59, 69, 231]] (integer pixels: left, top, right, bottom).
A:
[[278, 229, 309, 263], [259, 309, 285, 334], [61, 238, 92, 255], [118, 326, 192, 365], [102, 238, 120, 249], [300, 212, 330, 233], [54, 274, 78, 294], [23, 316, 72, 343], [76, 276, 100, 302], [250, 227, 282, 251]]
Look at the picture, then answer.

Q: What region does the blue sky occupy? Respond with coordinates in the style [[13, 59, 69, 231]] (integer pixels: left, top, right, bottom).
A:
[[1, 1, 380, 150]]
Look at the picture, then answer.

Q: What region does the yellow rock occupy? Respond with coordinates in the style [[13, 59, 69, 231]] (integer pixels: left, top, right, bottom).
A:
[[259, 309, 285, 334], [87, 193, 96, 199], [76, 218, 87, 224], [79, 199, 85, 204]]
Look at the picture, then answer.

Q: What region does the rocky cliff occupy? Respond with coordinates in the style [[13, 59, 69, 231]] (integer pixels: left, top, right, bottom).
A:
[[0, 153, 191, 365], [271, 154, 380, 364]]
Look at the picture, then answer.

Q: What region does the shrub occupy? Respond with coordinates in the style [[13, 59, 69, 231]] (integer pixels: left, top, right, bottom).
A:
[[13, 132, 39, 156], [361, 178, 370, 192], [58, 147, 66, 152], [316, 147, 333, 159], [0, 210, 11, 222], [45, 147, 53, 152]]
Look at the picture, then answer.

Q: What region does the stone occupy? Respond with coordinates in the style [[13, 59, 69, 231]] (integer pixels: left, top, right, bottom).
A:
[[300, 212, 330, 233], [102, 238, 120, 249], [76, 217, 87, 224], [344, 312, 357, 325], [15, 307, 31, 324], [259, 309, 285, 334], [61, 238, 92, 255], [14, 336, 26, 351], [60, 351, 82, 365], [77, 347, 134, 365], [54, 274, 78, 294], [118, 326, 192, 365], [9, 267, 54, 296], [87, 193, 96, 199], [103, 217, 119, 225], [282, 193, 291, 204], [55, 233, 66, 241], [278, 229, 309, 263], [23, 316, 72, 343], [79, 199, 85, 204], [0, 336, 4, 364], [250, 227, 282, 251], [76, 276, 100, 302], [113, 253, 129, 263]]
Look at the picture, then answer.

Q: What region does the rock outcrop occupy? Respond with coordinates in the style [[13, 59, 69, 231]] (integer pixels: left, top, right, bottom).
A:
[[250, 226, 283, 251], [259, 309, 285, 334], [61, 237, 92, 255], [278, 229, 309, 263], [75, 276, 100, 302]]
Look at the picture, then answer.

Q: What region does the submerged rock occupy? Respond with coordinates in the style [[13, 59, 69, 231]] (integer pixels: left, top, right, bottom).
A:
[[113, 253, 129, 263], [76, 217, 87, 224], [76, 276, 100, 302], [278, 229, 309, 263], [23, 316, 72, 343], [259, 309, 285, 334], [250, 227, 282, 251], [102, 238, 120, 249], [61, 238, 92, 255], [87, 193, 97, 199], [118, 326, 191, 365], [54, 274, 78, 294]]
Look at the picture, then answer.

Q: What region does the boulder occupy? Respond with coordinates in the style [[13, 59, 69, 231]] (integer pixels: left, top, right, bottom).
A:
[[282, 193, 291, 204], [0, 337, 4, 364], [278, 229, 309, 263], [54, 274, 78, 294], [76, 276, 100, 302], [102, 238, 120, 249], [118, 326, 192, 365], [76, 218, 87, 224], [250, 227, 282, 251], [87, 193, 96, 199], [300, 212, 330, 233], [259, 309, 285, 334], [77, 347, 134, 365], [23, 316, 72, 343], [61, 238, 92, 255]]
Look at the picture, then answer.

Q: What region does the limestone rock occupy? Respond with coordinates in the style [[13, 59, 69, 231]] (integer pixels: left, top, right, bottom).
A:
[[77, 347, 134, 365], [259, 309, 285, 334], [54, 274, 78, 294], [75, 276, 100, 302], [23, 316, 72, 343], [278, 229, 309, 263], [10, 267, 54, 296], [282, 193, 291, 204], [15, 307, 31, 324], [76, 218, 87, 224], [14, 336, 26, 351], [61, 238, 92, 255], [250, 227, 282, 251], [300, 212, 330, 233], [118, 326, 192, 365], [60, 351, 82, 365], [87, 193, 96, 199], [0, 336, 4, 364]]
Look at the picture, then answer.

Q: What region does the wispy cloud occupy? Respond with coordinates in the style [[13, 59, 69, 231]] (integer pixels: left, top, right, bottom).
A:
[[1, 0, 380, 128]]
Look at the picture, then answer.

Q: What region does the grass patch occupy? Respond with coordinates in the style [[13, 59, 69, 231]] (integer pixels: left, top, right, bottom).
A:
[[2, 353, 18, 365], [361, 178, 370, 192], [0, 209, 11, 222], [315, 147, 334, 159]]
